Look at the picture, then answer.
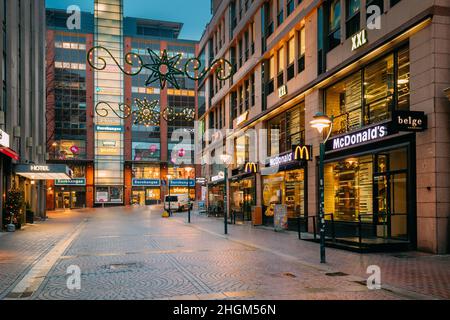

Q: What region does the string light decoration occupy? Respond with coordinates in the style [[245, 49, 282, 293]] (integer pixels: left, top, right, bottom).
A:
[[143, 49, 184, 89], [161, 106, 195, 122], [133, 98, 160, 127], [95, 101, 132, 119], [87, 46, 143, 76], [87, 45, 234, 90], [184, 57, 233, 81], [95, 100, 194, 126]]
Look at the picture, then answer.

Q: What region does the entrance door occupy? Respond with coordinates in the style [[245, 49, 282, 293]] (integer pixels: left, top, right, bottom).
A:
[[374, 171, 408, 240], [56, 192, 71, 210]]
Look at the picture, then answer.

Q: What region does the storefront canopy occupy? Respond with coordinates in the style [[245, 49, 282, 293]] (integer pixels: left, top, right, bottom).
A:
[[14, 164, 73, 180], [0, 147, 20, 160]]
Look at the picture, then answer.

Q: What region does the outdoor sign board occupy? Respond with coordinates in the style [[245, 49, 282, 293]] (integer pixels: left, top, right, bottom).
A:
[[393, 110, 427, 132], [274, 204, 288, 231]]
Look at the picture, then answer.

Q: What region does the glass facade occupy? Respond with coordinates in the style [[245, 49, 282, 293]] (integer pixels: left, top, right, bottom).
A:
[[94, 0, 124, 202], [53, 33, 87, 160], [326, 46, 410, 136], [324, 147, 409, 240], [262, 169, 306, 230]]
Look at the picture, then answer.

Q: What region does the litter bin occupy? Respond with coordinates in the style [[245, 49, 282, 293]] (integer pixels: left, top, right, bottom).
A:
[[26, 210, 34, 224], [251, 206, 262, 226]]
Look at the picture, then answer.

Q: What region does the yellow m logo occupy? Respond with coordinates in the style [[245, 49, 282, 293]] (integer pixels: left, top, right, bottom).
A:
[[294, 146, 311, 161], [245, 162, 258, 173]]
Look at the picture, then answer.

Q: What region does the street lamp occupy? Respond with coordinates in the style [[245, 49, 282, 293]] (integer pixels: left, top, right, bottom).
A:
[[185, 167, 194, 224], [310, 112, 333, 264], [220, 154, 233, 235], [52, 142, 58, 159]]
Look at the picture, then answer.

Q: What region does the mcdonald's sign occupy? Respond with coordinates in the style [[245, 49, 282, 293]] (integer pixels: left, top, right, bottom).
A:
[[293, 145, 313, 161], [244, 162, 258, 173]]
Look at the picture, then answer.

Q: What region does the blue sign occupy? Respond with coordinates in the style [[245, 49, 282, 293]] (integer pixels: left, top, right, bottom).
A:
[[169, 179, 195, 187], [55, 178, 86, 186], [132, 179, 161, 187], [95, 125, 124, 133]]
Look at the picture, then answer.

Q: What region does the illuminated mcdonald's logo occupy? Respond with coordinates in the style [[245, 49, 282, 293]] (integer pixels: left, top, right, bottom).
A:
[[244, 162, 258, 173], [293, 145, 313, 161]]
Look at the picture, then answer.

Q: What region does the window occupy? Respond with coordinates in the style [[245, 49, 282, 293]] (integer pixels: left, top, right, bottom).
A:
[[287, 0, 295, 16], [287, 37, 295, 81], [328, 0, 341, 50], [231, 91, 238, 119], [277, 0, 284, 26], [298, 28, 306, 73], [267, 56, 275, 94], [267, 103, 305, 156], [277, 46, 285, 87], [346, 0, 360, 38], [364, 54, 394, 125], [325, 46, 410, 136]]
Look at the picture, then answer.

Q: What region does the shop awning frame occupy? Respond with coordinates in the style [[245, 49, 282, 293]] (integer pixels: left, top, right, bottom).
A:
[[14, 164, 73, 180]]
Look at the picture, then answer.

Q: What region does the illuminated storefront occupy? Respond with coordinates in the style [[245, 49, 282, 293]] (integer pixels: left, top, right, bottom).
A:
[[54, 165, 87, 209], [321, 43, 417, 246], [131, 164, 161, 205]]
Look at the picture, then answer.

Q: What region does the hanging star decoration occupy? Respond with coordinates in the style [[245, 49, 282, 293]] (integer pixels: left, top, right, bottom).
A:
[[134, 98, 160, 127], [143, 49, 183, 90]]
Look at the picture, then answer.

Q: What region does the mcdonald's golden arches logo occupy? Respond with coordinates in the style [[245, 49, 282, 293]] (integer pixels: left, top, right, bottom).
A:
[[244, 162, 258, 173], [294, 145, 313, 161]]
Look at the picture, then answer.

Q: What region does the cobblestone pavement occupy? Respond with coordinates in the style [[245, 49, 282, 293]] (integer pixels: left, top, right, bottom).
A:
[[0, 206, 449, 300]]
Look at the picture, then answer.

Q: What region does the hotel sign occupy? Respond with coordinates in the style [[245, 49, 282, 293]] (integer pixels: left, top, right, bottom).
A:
[[327, 124, 389, 151], [393, 111, 427, 132], [351, 30, 368, 51]]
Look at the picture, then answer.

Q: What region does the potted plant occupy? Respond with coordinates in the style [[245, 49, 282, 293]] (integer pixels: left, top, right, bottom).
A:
[[5, 188, 24, 231]]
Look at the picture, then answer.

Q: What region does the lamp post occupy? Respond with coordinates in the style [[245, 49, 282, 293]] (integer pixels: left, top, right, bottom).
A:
[[220, 154, 232, 235], [185, 167, 194, 224], [52, 142, 58, 159], [310, 112, 333, 264]]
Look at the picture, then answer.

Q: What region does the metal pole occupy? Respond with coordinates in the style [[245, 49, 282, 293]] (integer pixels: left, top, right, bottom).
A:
[[224, 168, 228, 235], [188, 179, 191, 223], [319, 142, 326, 264], [168, 180, 171, 216]]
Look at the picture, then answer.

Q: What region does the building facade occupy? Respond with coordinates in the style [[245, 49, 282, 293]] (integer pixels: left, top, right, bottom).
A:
[[197, 0, 450, 254], [46, 4, 198, 210], [0, 0, 47, 229]]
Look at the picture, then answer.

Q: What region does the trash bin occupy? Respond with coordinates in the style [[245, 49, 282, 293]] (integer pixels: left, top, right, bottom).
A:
[[252, 206, 262, 226], [26, 210, 34, 224]]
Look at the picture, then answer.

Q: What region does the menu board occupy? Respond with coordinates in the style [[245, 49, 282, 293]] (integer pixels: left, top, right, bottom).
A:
[[274, 205, 288, 231]]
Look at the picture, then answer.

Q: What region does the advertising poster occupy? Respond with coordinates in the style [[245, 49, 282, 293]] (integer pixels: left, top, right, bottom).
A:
[[274, 204, 288, 231]]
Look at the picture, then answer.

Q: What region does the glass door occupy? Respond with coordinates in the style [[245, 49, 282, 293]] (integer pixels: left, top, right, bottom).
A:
[[374, 171, 408, 240]]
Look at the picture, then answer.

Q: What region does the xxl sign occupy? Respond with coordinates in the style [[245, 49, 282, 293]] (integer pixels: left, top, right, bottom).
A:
[[351, 30, 368, 51], [393, 111, 427, 132], [329, 125, 388, 151]]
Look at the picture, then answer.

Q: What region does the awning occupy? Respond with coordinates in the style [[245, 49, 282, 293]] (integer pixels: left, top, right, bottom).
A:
[[14, 164, 73, 180], [0, 147, 20, 161]]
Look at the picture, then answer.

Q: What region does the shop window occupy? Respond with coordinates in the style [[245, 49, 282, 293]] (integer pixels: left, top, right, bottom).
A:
[[325, 46, 410, 136], [364, 54, 395, 125], [168, 166, 195, 179], [263, 169, 305, 225], [328, 0, 341, 51], [132, 164, 160, 179], [346, 0, 360, 38], [326, 71, 363, 135], [397, 47, 410, 111], [235, 134, 249, 167], [324, 148, 409, 241], [267, 103, 305, 156]]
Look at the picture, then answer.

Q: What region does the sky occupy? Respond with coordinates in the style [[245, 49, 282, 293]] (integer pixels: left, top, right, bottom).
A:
[[45, 0, 212, 40]]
